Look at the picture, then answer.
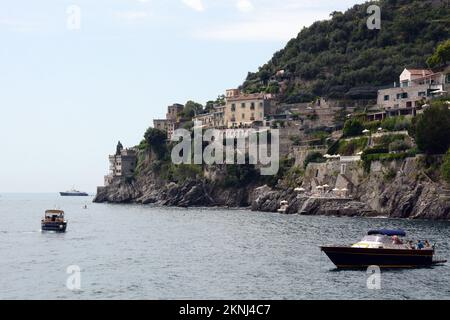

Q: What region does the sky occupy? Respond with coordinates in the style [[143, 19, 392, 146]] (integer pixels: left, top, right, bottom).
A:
[[0, 0, 365, 193]]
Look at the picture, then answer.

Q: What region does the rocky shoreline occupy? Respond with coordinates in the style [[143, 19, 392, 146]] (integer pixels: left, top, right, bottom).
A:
[[94, 156, 450, 220]]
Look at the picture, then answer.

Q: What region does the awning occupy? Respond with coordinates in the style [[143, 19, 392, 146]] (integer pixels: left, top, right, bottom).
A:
[[368, 229, 406, 237]]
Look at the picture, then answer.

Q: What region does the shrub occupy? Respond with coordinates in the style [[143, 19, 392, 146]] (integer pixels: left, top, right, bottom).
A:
[[361, 150, 417, 172], [343, 119, 364, 137], [442, 149, 450, 183], [337, 137, 368, 156], [389, 140, 411, 152], [380, 116, 411, 132], [373, 134, 408, 148], [172, 164, 203, 183], [384, 168, 397, 182], [144, 127, 168, 159], [304, 152, 325, 168], [414, 104, 450, 154]]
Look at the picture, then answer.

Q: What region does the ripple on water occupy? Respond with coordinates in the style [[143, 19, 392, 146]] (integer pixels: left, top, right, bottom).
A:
[[0, 195, 449, 299]]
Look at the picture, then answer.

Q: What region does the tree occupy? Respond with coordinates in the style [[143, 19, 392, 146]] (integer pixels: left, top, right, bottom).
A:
[[181, 100, 204, 119], [442, 149, 450, 183], [144, 127, 167, 159], [343, 118, 364, 137], [415, 103, 450, 154], [427, 40, 450, 68], [304, 152, 325, 168]]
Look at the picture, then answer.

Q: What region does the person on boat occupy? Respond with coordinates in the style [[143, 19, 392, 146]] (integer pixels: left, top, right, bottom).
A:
[[416, 240, 425, 250], [407, 240, 414, 249], [392, 235, 403, 245], [424, 240, 431, 248]]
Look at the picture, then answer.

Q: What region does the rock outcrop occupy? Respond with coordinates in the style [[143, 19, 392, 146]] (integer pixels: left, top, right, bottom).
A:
[[94, 176, 253, 208], [94, 155, 450, 220]]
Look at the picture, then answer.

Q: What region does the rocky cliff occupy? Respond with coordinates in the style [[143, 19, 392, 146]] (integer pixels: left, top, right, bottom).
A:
[[94, 152, 450, 220], [251, 156, 450, 220]]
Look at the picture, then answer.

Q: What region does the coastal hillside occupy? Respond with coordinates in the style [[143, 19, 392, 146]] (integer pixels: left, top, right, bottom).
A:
[[242, 0, 450, 102], [94, 1, 450, 220]]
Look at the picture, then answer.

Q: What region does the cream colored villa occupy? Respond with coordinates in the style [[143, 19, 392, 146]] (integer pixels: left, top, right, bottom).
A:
[[224, 89, 272, 128]]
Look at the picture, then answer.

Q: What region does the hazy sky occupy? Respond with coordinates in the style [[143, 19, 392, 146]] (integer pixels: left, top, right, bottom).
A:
[[0, 0, 365, 193]]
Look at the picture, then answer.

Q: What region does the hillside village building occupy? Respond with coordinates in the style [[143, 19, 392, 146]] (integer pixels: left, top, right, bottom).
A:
[[213, 105, 226, 128], [104, 142, 137, 186], [371, 68, 450, 120], [166, 103, 184, 122], [224, 89, 272, 128], [153, 119, 169, 131], [153, 103, 185, 140], [193, 112, 215, 129], [189, 90, 273, 129]]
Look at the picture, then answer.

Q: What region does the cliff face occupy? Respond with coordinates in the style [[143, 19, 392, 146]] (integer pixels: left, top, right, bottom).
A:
[[94, 154, 450, 220], [251, 156, 450, 220], [94, 171, 255, 208]]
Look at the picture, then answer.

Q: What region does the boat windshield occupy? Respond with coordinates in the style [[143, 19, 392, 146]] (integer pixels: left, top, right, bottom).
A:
[[361, 235, 391, 243]]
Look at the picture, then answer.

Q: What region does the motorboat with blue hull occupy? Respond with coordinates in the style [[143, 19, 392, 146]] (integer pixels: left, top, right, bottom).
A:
[[41, 210, 67, 232], [321, 229, 447, 269]]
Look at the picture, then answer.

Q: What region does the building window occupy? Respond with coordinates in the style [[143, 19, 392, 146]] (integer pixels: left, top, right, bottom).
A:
[[259, 102, 263, 108], [418, 91, 426, 97], [397, 93, 408, 99], [241, 103, 246, 108], [384, 95, 389, 101], [250, 102, 255, 110], [231, 104, 236, 112], [242, 114, 245, 119]]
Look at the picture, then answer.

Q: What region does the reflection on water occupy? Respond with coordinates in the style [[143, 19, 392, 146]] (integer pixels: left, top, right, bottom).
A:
[[0, 193, 449, 300]]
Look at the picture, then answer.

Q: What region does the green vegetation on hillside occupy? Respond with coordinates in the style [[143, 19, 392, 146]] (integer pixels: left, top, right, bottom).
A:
[[412, 102, 450, 154], [427, 39, 450, 68], [442, 149, 450, 183], [242, 0, 450, 102], [144, 127, 168, 159]]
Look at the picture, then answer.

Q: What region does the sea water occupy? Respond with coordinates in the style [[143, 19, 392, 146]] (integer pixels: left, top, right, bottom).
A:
[[0, 193, 449, 299]]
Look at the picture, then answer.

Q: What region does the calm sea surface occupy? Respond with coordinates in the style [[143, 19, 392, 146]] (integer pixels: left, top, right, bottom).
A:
[[0, 193, 449, 300]]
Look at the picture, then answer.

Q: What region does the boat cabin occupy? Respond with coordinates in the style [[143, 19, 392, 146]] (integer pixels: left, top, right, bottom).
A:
[[43, 210, 65, 222], [352, 229, 407, 249]]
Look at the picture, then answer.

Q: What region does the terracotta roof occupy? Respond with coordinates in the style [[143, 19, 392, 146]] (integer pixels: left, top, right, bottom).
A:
[[405, 69, 433, 75]]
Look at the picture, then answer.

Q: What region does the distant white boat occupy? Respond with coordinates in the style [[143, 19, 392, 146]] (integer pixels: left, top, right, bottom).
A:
[[60, 189, 88, 197]]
